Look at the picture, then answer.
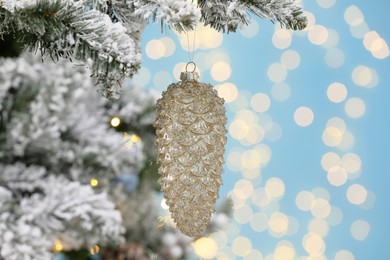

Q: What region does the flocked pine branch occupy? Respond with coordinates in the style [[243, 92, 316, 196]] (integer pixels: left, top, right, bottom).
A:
[[0, 0, 306, 100], [0, 0, 141, 99], [197, 0, 307, 33]]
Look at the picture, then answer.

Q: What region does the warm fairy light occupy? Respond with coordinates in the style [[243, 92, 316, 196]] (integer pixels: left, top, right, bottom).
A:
[[192, 237, 218, 259], [145, 39, 165, 60], [344, 5, 365, 26], [303, 233, 326, 256], [308, 219, 329, 237], [281, 50, 301, 70], [90, 245, 100, 255], [110, 117, 121, 127], [345, 97, 366, 118], [274, 245, 295, 260], [234, 179, 254, 199], [347, 184, 368, 205], [310, 198, 331, 219], [211, 61, 231, 82], [268, 212, 289, 236], [215, 82, 238, 103], [123, 133, 142, 149], [160, 198, 169, 210], [54, 241, 63, 252], [90, 178, 99, 187], [250, 93, 271, 113]]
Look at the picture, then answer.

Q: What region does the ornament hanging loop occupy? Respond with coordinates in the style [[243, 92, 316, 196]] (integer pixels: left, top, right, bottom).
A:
[[185, 61, 196, 73]]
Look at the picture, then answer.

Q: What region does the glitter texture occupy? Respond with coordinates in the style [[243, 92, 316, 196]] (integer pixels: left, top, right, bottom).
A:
[[156, 72, 227, 237]]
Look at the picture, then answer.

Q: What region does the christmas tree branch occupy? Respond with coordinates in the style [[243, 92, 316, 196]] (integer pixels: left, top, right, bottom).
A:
[[131, 0, 199, 32], [197, 0, 307, 32], [0, 0, 141, 99]]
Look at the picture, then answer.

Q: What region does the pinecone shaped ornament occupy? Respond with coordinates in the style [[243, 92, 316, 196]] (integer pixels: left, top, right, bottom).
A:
[[156, 65, 227, 237]]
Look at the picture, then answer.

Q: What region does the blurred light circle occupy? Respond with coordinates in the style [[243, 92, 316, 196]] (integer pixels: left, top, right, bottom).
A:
[[350, 220, 370, 241], [211, 61, 231, 82], [302, 233, 326, 256], [271, 82, 291, 102], [322, 28, 340, 48], [342, 153, 362, 174], [345, 97, 366, 118], [232, 237, 252, 257], [310, 198, 331, 219], [352, 65, 377, 87], [265, 178, 285, 199], [326, 206, 343, 226], [250, 212, 268, 232], [131, 67, 151, 86], [233, 205, 253, 224], [335, 250, 355, 260], [272, 29, 292, 49], [327, 82, 348, 103], [274, 245, 295, 260], [316, 0, 336, 9], [294, 106, 314, 127], [244, 250, 264, 260], [296, 191, 315, 211], [215, 82, 238, 103], [344, 5, 365, 26], [192, 237, 218, 259], [251, 93, 271, 113], [146, 39, 165, 60], [234, 179, 254, 199], [321, 152, 341, 171], [240, 20, 259, 38], [350, 22, 369, 39], [268, 212, 289, 235], [308, 219, 329, 237], [267, 63, 287, 83], [281, 50, 301, 70], [325, 48, 345, 68], [308, 25, 329, 45], [347, 184, 368, 205], [160, 37, 176, 57], [327, 166, 348, 186]]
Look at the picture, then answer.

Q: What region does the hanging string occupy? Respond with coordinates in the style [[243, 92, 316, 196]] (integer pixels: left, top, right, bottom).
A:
[[186, 27, 197, 63]]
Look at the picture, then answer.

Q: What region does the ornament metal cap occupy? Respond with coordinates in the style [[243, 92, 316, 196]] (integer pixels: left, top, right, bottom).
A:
[[180, 61, 199, 81]]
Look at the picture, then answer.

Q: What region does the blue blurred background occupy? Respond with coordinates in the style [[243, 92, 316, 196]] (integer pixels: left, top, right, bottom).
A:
[[134, 0, 390, 259]]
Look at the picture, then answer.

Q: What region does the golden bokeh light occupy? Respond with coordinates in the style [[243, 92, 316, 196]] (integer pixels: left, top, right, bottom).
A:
[[145, 39, 165, 60], [326, 206, 343, 226], [53, 240, 63, 252], [308, 25, 329, 45], [302, 233, 326, 256], [327, 83, 348, 103], [294, 106, 314, 127], [281, 50, 301, 70], [192, 237, 218, 259], [272, 29, 292, 49], [215, 82, 238, 103], [296, 191, 315, 212], [352, 65, 378, 88], [110, 117, 120, 127], [250, 212, 268, 232], [90, 178, 98, 187], [342, 153, 362, 174], [325, 48, 345, 68], [265, 177, 285, 199], [211, 61, 232, 82], [240, 20, 260, 38], [308, 219, 329, 237], [363, 31, 390, 59], [160, 37, 176, 57], [335, 250, 355, 260], [311, 198, 331, 219], [267, 63, 288, 83], [274, 245, 295, 260], [234, 179, 254, 199], [321, 152, 341, 171], [316, 0, 336, 9], [241, 149, 262, 170], [252, 188, 272, 208], [232, 236, 252, 257], [243, 250, 264, 260], [250, 92, 271, 113], [268, 212, 289, 236], [234, 205, 253, 224], [344, 5, 364, 26], [327, 165, 348, 186], [322, 28, 340, 48], [347, 184, 368, 205], [350, 219, 370, 241], [345, 97, 366, 118], [271, 82, 291, 102]]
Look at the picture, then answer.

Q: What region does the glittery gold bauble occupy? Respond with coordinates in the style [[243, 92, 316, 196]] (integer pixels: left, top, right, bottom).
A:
[[155, 70, 227, 237]]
